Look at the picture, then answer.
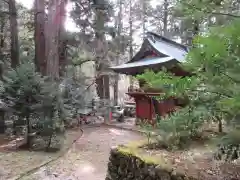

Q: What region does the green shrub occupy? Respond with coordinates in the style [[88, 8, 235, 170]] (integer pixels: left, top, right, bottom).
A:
[[153, 106, 206, 150], [139, 120, 155, 145], [135, 21, 240, 153], [3, 62, 65, 150], [214, 130, 240, 161]]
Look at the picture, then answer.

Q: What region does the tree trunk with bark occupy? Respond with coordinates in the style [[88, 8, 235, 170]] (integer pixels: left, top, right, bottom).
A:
[[0, 4, 5, 133], [0, 111, 5, 134], [95, 8, 110, 100], [191, 19, 199, 46], [59, 0, 67, 77], [45, 0, 61, 79], [8, 0, 19, 68], [34, 0, 46, 75], [0, 17, 5, 49], [142, 0, 146, 39], [163, 0, 168, 36], [113, 0, 123, 105], [0, 13, 6, 79], [129, 0, 134, 87]]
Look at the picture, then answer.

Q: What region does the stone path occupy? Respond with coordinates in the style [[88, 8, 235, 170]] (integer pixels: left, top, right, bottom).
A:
[[22, 126, 143, 180]]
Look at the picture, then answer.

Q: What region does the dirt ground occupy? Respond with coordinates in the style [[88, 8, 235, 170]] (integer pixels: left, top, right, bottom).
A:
[[19, 127, 143, 180], [0, 129, 83, 180]]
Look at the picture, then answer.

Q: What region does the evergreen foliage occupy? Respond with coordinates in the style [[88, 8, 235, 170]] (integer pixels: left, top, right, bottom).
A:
[[2, 62, 66, 150], [137, 20, 240, 158]]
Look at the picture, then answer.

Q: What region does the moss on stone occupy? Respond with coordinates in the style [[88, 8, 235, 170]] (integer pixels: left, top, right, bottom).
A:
[[117, 146, 137, 156], [117, 143, 172, 172], [125, 139, 149, 149], [107, 146, 201, 180]]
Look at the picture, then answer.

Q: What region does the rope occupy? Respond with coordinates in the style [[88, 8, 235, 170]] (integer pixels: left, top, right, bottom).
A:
[[14, 127, 84, 180]]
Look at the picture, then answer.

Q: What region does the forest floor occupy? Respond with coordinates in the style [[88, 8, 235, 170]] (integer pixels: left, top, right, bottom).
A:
[[1, 126, 143, 180], [0, 129, 81, 180]]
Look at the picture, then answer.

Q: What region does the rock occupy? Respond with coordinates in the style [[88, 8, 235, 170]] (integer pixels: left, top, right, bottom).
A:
[[106, 147, 198, 180], [156, 169, 171, 180], [171, 171, 185, 180], [136, 158, 143, 168], [144, 176, 153, 180], [206, 169, 214, 175], [148, 166, 156, 177], [52, 173, 59, 177]]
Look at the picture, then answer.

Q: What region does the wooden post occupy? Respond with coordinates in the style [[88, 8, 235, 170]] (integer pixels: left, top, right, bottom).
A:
[[104, 103, 111, 124]]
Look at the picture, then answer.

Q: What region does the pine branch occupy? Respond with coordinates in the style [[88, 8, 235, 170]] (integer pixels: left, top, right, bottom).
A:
[[220, 71, 240, 84], [182, 2, 240, 18], [189, 88, 233, 98], [2, 0, 9, 4], [0, 11, 10, 15]]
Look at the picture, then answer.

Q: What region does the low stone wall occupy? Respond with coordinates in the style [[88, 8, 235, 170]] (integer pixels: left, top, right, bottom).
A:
[[105, 147, 198, 180]]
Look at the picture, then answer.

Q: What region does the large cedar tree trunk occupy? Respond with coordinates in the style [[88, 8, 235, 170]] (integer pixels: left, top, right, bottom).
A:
[[9, 0, 19, 68], [59, 0, 67, 77], [45, 0, 61, 79], [0, 9, 5, 133], [34, 0, 46, 75]]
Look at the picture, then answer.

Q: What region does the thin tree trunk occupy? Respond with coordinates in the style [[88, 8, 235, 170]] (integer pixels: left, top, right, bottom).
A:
[[114, 0, 123, 105], [129, 0, 134, 87], [216, 116, 223, 133], [0, 111, 5, 134], [0, 15, 5, 79], [9, 0, 19, 68], [163, 0, 168, 36], [142, 0, 146, 39], [34, 0, 46, 75], [193, 20, 199, 36], [0, 17, 5, 48], [191, 19, 199, 46], [26, 115, 33, 148]]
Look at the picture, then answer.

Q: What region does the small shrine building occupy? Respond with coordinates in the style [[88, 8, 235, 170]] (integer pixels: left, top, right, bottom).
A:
[[110, 32, 190, 123]]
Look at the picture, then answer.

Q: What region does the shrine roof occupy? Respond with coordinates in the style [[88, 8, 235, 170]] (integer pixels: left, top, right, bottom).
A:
[[147, 32, 188, 62], [128, 32, 189, 63], [110, 32, 190, 76], [111, 56, 174, 70]]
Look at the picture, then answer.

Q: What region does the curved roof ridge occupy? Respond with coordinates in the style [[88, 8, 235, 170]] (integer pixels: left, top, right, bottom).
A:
[[146, 31, 189, 52]]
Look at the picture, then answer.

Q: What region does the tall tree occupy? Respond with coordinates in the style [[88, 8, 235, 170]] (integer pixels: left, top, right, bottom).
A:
[[59, 0, 68, 77], [93, 1, 110, 100], [163, 0, 169, 36], [34, 0, 46, 75], [45, 0, 65, 79], [129, 0, 134, 87], [141, 0, 146, 38], [8, 0, 19, 68], [0, 2, 6, 79], [113, 0, 123, 105], [0, 15, 5, 50]]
